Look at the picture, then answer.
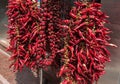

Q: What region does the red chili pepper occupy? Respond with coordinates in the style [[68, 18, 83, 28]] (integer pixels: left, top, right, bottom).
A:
[[63, 20, 71, 24], [11, 12, 19, 18], [61, 79, 71, 84], [58, 25, 69, 29], [19, 45, 26, 52], [20, 2, 26, 11], [74, 22, 88, 30], [74, 19, 82, 25], [70, 12, 77, 19], [58, 65, 65, 77], [74, 1, 82, 6], [67, 46, 74, 57], [75, 73, 82, 81]]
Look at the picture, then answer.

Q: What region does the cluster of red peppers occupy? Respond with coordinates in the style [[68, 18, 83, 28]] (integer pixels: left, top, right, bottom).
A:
[[58, 1, 116, 84], [7, 0, 62, 70], [6, 0, 116, 84], [7, 0, 41, 70]]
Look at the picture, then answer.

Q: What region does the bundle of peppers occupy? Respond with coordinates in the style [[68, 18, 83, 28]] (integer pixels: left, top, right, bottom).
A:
[[6, 0, 116, 84], [58, 1, 116, 84], [6, 0, 62, 70], [6, 0, 41, 70]]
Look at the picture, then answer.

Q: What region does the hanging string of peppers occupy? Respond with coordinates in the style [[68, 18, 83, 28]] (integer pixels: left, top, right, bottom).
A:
[[58, 1, 117, 84], [6, 0, 41, 71], [6, 0, 116, 84], [6, 0, 62, 70]]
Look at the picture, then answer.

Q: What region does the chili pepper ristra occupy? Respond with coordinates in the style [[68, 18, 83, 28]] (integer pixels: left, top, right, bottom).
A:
[[58, 1, 116, 84]]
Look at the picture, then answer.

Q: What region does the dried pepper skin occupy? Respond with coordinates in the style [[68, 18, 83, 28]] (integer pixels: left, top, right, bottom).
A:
[[58, 1, 116, 84]]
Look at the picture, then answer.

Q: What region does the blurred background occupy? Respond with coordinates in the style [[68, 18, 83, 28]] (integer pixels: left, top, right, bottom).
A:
[[0, 0, 120, 84]]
